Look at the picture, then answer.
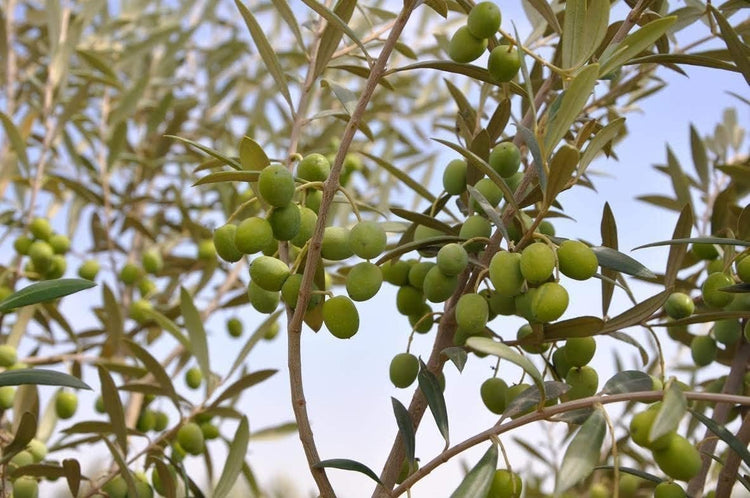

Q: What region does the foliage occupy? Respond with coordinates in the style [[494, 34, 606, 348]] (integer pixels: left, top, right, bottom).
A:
[[0, 0, 748, 496]]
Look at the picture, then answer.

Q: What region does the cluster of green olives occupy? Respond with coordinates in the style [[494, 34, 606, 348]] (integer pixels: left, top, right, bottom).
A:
[[447, 2, 521, 83], [7, 438, 48, 497], [11, 217, 71, 282]]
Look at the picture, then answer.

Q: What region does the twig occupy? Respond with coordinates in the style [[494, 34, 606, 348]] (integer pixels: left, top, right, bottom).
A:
[[715, 410, 750, 497]]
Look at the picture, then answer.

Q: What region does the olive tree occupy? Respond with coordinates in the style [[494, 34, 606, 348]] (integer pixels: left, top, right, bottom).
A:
[[0, 0, 748, 497]]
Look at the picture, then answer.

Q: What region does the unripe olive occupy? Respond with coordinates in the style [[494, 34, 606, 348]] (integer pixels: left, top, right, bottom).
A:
[[291, 207, 318, 248], [197, 238, 216, 261], [443, 159, 467, 195], [321, 226, 353, 260], [447, 26, 488, 64], [664, 292, 694, 319], [422, 266, 458, 303], [13, 476, 39, 498], [185, 367, 203, 389], [235, 217, 274, 254], [45, 254, 67, 279], [389, 353, 419, 388], [10, 450, 34, 469], [250, 256, 289, 291], [539, 220, 555, 236], [714, 319, 741, 345], [520, 243, 555, 284], [263, 321, 281, 341], [690, 335, 717, 366], [564, 337, 596, 367], [382, 260, 412, 286], [487, 290, 515, 316], [565, 366, 598, 400], [280, 274, 320, 310], [552, 347, 572, 379], [142, 249, 163, 274], [736, 255, 750, 282], [213, 224, 243, 263], [305, 189, 322, 213], [0, 344, 17, 367], [349, 221, 387, 259], [706, 258, 724, 274], [49, 233, 71, 254], [247, 281, 280, 314], [268, 203, 301, 241], [177, 422, 205, 455], [487, 469, 522, 498], [322, 296, 359, 339], [692, 243, 719, 260], [652, 433, 701, 481], [489, 251, 524, 297], [227, 317, 243, 338], [530, 282, 568, 322], [396, 285, 426, 316], [480, 377, 508, 414], [14, 235, 33, 255], [557, 240, 598, 281], [27, 439, 47, 462], [455, 293, 488, 335], [258, 164, 295, 207], [29, 240, 54, 273], [29, 217, 53, 240], [629, 403, 671, 450], [137, 409, 157, 432], [346, 262, 383, 302], [467, 2, 501, 38], [152, 410, 169, 432], [471, 178, 503, 212], [489, 142, 521, 178], [514, 287, 538, 321], [459, 215, 492, 252], [297, 153, 331, 182], [200, 422, 220, 440], [0, 385, 15, 409], [488, 45, 521, 82], [701, 272, 734, 308], [517, 323, 548, 354], [129, 299, 153, 323], [436, 243, 468, 277], [151, 466, 177, 496], [654, 481, 686, 498], [408, 304, 433, 333], [55, 391, 78, 419]]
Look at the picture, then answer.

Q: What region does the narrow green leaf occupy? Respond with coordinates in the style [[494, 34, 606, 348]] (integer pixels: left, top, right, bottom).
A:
[[0, 279, 96, 313], [709, 6, 750, 85], [386, 61, 527, 97], [602, 371, 653, 395], [321, 79, 358, 116], [192, 171, 260, 187], [737, 204, 750, 241], [102, 438, 139, 498], [0, 112, 30, 170], [665, 145, 694, 220], [636, 195, 684, 212], [376, 235, 464, 266], [543, 316, 604, 340], [600, 290, 670, 333], [62, 458, 81, 497], [309, 0, 362, 79], [543, 64, 599, 155], [598, 17, 677, 77], [1, 412, 37, 463], [361, 152, 436, 203], [517, 124, 546, 192], [152, 459, 178, 498], [628, 53, 742, 74], [0, 369, 91, 390], [423, 0, 448, 17], [270, 0, 306, 52], [502, 382, 570, 420], [579, 117, 625, 176], [689, 124, 710, 189], [248, 422, 297, 442], [525, 0, 562, 33], [227, 312, 282, 380], [555, 409, 606, 493], [391, 398, 415, 465], [123, 340, 179, 406], [608, 331, 649, 365], [213, 417, 250, 498], [689, 408, 750, 468], [234, 0, 294, 111], [592, 246, 656, 278], [649, 382, 686, 444], [312, 459, 383, 486], [101, 284, 123, 353], [545, 144, 580, 203], [449, 443, 498, 498], [594, 465, 663, 483], [210, 370, 277, 408], [633, 236, 750, 251], [140, 309, 190, 349], [466, 337, 544, 393], [467, 185, 509, 241], [664, 205, 693, 288], [441, 347, 468, 373], [180, 288, 211, 396], [97, 365, 128, 454], [562, 0, 609, 68], [487, 98, 511, 143], [418, 360, 450, 449], [238, 136, 270, 171], [390, 208, 456, 235], [168, 135, 242, 170]]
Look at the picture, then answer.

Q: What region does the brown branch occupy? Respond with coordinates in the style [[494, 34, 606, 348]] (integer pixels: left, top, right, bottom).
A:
[[715, 410, 750, 497]]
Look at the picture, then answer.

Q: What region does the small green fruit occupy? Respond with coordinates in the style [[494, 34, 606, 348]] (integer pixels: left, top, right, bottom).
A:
[[268, 203, 301, 241], [0, 385, 15, 409], [436, 243, 468, 277], [297, 153, 331, 182], [422, 266, 458, 303], [10, 450, 34, 469], [321, 226, 353, 260], [520, 243, 555, 284], [197, 239, 216, 261], [530, 282, 568, 322], [152, 466, 177, 496], [49, 233, 71, 254], [29, 240, 54, 273], [177, 422, 205, 455], [487, 45, 521, 82], [137, 409, 157, 432], [487, 469, 522, 498], [14, 235, 33, 255], [692, 243, 719, 260], [557, 240, 598, 281], [552, 347, 572, 379], [185, 367, 203, 389], [27, 439, 47, 462], [455, 293, 489, 335], [654, 481, 686, 498], [701, 272, 734, 308], [389, 353, 419, 388], [471, 178, 503, 213], [517, 323, 549, 353], [12, 477, 39, 498], [291, 207, 318, 247], [349, 221, 387, 259], [322, 296, 359, 339], [565, 366, 598, 400], [213, 224, 243, 263], [29, 217, 53, 240], [714, 319, 741, 345], [459, 215, 492, 252], [258, 164, 295, 207], [467, 2, 501, 38], [346, 262, 383, 302], [564, 337, 596, 367], [489, 142, 521, 178], [129, 299, 153, 323], [447, 26, 488, 63], [0, 345, 17, 367], [443, 159, 467, 195], [55, 391, 78, 419], [247, 281, 280, 314], [652, 433, 701, 481], [490, 251, 524, 297], [235, 217, 274, 254], [227, 317, 243, 338], [664, 292, 694, 319], [382, 260, 412, 286], [480, 377, 508, 414], [153, 411, 169, 431], [141, 249, 163, 274], [690, 335, 717, 366], [250, 256, 290, 292], [736, 255, 750, 282], [408, 262, 435, 290], [396, 286, 426, 316], [629, 403, 671, 450], [200, 422, 220, 440]]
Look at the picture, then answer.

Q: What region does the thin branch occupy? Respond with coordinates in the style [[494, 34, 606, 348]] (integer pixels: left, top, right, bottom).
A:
[[715, 410, 750, 497]]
